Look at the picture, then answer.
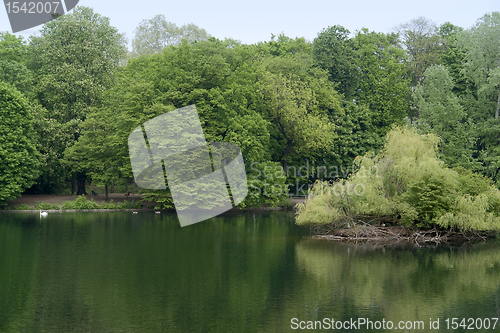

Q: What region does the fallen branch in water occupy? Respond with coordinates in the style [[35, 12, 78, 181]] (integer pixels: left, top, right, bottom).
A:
[[310, 219, 490, 245]]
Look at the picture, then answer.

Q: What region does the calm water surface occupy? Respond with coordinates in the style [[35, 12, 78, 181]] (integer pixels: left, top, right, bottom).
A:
[[0, 211, 499, 332]]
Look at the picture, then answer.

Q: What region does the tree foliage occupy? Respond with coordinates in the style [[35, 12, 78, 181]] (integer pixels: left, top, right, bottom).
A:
[[0, 81, 41, 204], [3, 8, 500, 215], [28, 6, 127, 194], [29, 6, 127, 123], [313, 25, 360, 98], [258, 73, 337, 170], [131, 14, 211, 57], [0, 33, 33, 96], [352, 29, 410, 135], [413, 64, 479, 169], [69, 38, 341, 207], [458, 12, 500, 120]]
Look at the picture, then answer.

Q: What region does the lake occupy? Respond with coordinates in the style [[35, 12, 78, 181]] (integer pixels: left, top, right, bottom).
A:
[[0, 211, 499, 332]]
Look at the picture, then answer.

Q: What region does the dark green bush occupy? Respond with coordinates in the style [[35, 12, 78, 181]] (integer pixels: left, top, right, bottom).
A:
[[403, 174, 452, 226], [13, 204, 31, 210], [244, 161, 289, 208], [62, 195, 99, 210]]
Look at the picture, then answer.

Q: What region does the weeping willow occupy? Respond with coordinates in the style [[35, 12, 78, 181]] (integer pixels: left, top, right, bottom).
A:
[[296, 127, 500, 232]]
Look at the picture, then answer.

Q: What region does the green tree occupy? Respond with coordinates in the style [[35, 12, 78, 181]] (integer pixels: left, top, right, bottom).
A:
[[74, 38, 341, 206], [28, 6, 127, 194], [70, 39, 270, 206], [352, 29, 410, 135], [258, 73, 337, 171], [0, 32, 28, 63], [256, 33, 312, 58], [413, 65, 479, 169], [29, 104, 72, 193], [0, 81, 41, 204], [438, 22, 468, 97], [313, 25, 360, 98], [328, 102, 383, 169], [131, 14, 211, 56], [63, 105, 133, 199], [0, 32, 33, 97], [458, 12, 500, 120]]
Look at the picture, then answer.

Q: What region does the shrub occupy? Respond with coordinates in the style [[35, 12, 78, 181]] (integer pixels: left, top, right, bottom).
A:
[[99, 200, 117, 209], [62, 195, 99, 210], [35, 202, 59, 210], [116, 200, 141, 209], [13, 203, 31, 210], [244, 161, 289, 207]]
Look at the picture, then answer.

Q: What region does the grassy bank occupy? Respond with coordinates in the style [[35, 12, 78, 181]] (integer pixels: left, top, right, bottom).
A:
[[5, 193, 149, 211], [4, 193, 299, 212]]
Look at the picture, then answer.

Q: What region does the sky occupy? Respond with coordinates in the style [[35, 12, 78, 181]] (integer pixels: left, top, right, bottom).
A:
[[1, 0, 499, 47]]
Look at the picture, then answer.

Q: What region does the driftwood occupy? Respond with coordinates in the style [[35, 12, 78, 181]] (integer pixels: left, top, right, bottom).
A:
[[310, 218, 489, 246]]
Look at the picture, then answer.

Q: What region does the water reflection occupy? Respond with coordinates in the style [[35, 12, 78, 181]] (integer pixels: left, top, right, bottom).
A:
[[295, 239, 500, 332], [0, 211, 499, 332]]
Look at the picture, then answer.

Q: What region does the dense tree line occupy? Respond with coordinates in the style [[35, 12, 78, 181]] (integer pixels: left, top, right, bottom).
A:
[[0, 7, 499, 207]]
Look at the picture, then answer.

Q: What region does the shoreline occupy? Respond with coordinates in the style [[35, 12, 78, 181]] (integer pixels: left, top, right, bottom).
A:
[[308, 222, 494, 246], [0, 205, 297, 213], [2, 194, 304, 213]]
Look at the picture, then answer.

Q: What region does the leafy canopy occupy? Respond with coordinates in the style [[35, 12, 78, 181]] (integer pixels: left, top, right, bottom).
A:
[[0, 81, 41, 204]]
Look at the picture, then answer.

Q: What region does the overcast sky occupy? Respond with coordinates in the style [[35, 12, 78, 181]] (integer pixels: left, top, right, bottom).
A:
[[1, 0, 499, 46]]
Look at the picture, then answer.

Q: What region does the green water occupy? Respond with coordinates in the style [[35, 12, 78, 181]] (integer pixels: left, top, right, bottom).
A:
[[0, 211, 499, 332]]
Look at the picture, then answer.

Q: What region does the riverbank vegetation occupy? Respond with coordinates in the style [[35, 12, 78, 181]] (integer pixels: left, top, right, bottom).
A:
[[7, 195, 143, 211], [0, 8, 500, 213], [296, 127, 500, 233]]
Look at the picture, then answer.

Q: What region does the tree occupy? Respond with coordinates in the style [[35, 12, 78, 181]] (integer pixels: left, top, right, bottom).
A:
[[0, 81, 41, 204], [63, 106, 130, 200], [28, 104, 73, 193], [328, 101, 383, 170], [413, 65, 479, 170], [0, 32, 28, 63], [72, 37, 342, 207], [258, 73, 336, 171], [131, 14, 211, 56], [70, 38, 271, 206], [395, 17, 443, 86], [28, 6, 127, 194], [458, 12, 500, 120], [313, 25, 360, 98], [0, 32, 33, 97], [352, 29, 411, 135], [256, 33, 312, 58], [438, 22, 468, 97]]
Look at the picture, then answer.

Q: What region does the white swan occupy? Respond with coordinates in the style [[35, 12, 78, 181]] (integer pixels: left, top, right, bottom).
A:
[[39, 210, 48, 221], [132, 211, 138, 214]]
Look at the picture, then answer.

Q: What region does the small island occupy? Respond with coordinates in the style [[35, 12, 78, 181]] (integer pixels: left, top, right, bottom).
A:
[[296, 127, 500, 244]]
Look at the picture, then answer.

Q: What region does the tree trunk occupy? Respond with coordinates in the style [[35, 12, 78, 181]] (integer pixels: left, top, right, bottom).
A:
[[111, 181, 114, 193], [105, 184, 109, 201], [495, 89, 500, 120], [71, 174, 76, 195], [76, 172, 87, 195]]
